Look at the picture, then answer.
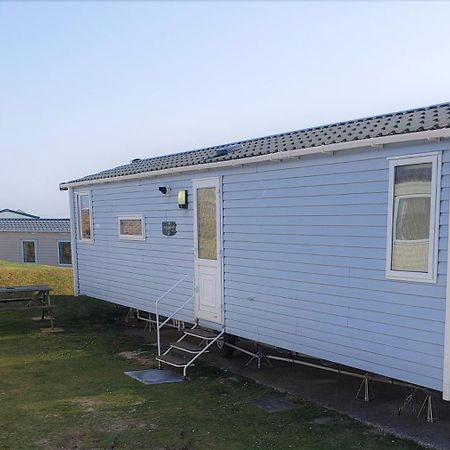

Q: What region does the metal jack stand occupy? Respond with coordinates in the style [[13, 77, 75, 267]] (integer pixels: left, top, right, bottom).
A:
[[246, 344, 273, 369], [417, 395, 437, 423], [397, 388, 419, 416], [356, 376, 374, 402], [125, 308, 136, 323], [144, 313, 156, 332]]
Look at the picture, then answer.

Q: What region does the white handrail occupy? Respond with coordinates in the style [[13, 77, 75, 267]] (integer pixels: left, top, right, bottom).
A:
[[155, 274, 192, 365], [182, 329, 224, 377], [155, 274, 188, 306]]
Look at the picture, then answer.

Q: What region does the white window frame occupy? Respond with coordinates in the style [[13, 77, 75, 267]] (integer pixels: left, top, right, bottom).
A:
[[386, 152, 441, 283], [22, 239, 37, 264], [76, 192, 93, 243], [118, 215, 145, 241], [57, 240, 72, 266]]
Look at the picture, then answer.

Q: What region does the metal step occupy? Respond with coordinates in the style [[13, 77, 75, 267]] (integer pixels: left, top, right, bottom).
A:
[[184, 327, 219, 340], [170, 341, 205, 354], [156, 354, 190, 368]]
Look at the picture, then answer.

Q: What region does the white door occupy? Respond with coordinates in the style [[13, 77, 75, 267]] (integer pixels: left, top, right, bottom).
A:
[[193, 177, 223, 324]]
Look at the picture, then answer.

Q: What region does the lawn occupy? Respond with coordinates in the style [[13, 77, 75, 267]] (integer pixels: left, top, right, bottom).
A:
[[0, 259, 73, 295], [0, 263, 424, 449]]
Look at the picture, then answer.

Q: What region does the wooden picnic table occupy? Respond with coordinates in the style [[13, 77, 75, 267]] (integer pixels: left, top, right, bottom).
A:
[[0, 285, 54, 329]]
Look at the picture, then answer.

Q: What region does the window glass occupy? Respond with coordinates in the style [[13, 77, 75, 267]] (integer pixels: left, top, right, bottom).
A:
[[391, 163, 432, 273], [395, 197, 431, 241], [23, 241, 36, 263], [197, 187, 217, 260], [58, 242, 72, 265], [78, 194, 91, 240], [119, 218, 143, 238]]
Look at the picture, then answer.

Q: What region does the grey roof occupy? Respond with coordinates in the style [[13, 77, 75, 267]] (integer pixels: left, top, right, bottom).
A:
[[0, 209, 39, 219], [0, 219, 70, 233], [62, 102, 450, 186]]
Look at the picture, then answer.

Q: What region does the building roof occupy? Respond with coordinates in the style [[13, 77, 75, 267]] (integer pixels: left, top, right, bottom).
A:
[[62, 102, 450, 187], [0, 209, 40, 219], [0, 219, 70, 233]]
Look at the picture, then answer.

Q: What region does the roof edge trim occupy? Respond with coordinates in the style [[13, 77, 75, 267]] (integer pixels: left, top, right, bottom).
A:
[[60, 129, 450, 191]]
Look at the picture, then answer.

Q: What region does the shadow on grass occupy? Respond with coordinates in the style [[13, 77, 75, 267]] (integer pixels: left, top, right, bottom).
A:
[[0, 296, 424, 450]]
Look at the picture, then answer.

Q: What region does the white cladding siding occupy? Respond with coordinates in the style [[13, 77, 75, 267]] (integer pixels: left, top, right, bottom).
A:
[[73, 177, 195, 322], [222, 142, 449, 391], [73, 140, 449, 391], [0, 231, 71, 266]]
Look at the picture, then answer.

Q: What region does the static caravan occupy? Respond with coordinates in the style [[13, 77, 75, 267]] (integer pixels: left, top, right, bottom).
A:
[[61, 103, 450, 399], [0, 218, 72, 267]]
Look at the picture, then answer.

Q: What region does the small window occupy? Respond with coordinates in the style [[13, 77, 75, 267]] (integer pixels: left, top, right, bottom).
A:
[[22, 241, 36, 263], [118, 216, 145, 240], [386, 153, 440, 282], [77, 193, 92, 241], [58, 241, 72, 265]]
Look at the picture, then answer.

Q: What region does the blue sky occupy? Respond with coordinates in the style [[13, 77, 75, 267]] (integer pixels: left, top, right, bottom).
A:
[[1, 1, 450, 217]]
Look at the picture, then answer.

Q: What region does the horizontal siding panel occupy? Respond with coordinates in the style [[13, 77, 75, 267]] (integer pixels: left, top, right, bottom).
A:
[[225, 302, 442, 368], [225, 286, 444, 315], [225, 170, 387, 190], [226, 241, 387, 259], [224, 213, 388, 226], [80, 288, 194, 324], [74, 141, 450, 392], [225, 231, 386, 248], [226, 271, 446, 301], [226, 224, 387, 238], [225, 192, 389, 208], [225, 311, 443, 381], [226, 322, 442, 390], [225, 203, 387, 216], [224, 249, 384, 270]]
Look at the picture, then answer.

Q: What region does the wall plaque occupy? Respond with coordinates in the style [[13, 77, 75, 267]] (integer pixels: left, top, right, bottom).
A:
[[162, 221, 177, 236]]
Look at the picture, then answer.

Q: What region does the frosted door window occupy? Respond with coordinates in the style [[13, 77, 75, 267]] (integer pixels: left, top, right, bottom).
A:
[[391, 163, 432, 272], [197, 187, 217, 260]]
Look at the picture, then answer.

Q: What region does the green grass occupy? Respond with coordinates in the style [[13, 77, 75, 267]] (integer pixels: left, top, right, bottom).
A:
[[0, 295, 425, 450], [0, 259, 73, 295]]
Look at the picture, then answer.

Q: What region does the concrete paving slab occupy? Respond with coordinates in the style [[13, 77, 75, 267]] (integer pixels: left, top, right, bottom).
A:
[[253, 395, 299, 412], [201, 341, 450, 450], [125, 368, 184, 385]]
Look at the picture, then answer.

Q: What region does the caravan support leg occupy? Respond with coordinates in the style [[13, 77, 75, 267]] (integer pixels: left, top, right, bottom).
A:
[[246, 344, 273, 369], [397, 388, 419, 415], [355, 376, 374, 402], [417, 395, 437, 423]]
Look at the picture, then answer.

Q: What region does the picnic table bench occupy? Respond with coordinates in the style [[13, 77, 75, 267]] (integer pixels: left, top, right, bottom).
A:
[[0, 285, 54, 329]]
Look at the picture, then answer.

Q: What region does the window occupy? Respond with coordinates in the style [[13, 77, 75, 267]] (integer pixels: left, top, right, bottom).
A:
[[386, 153, 441, 282], [57, 241, 72, 265], [196, 187, 217, 260], [22, 240, 36, 263], [118, 216, 145, 240], [77, 193, 92, 241]]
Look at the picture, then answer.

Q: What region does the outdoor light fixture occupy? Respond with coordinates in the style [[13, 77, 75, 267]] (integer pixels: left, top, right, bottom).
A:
[[177, 190, 188, 209], [158, 186, 171, 195]]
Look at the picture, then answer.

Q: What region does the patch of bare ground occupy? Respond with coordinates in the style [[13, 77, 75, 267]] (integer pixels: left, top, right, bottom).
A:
[[152, 447, 190, 450], [118, 350, 157, 366], [310, 416, 339, 425], [217, 375, 240, 384], [103, 418, 157, 433], [36, 433, 85, 450], [60, 432, 85, 449], [72, 397, 104, 413]]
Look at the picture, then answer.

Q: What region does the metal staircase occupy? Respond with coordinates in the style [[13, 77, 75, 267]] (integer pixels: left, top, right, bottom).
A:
[[153, 274, 224, 378], [156, 323, 224, 377]]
